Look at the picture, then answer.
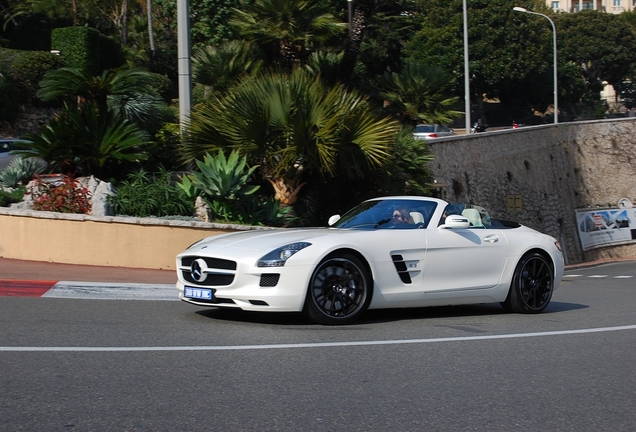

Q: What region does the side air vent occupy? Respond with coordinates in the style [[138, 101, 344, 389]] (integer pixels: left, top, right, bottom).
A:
[[260, 274, 280, 287], [391, 254, 412, 284]]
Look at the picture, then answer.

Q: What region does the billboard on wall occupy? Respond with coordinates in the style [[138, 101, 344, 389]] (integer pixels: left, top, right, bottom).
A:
[[575, 207, 636, 251]]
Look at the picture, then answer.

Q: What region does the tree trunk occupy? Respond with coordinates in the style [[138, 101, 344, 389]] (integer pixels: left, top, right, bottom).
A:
[[338, 0, 375, 87], [147, 0, 156, 57], [268, 177, 306, 205]]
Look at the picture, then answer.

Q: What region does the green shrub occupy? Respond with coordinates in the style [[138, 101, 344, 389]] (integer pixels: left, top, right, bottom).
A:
[[177, 150, 294, 226], [0, 187, 25, 207], [109, 169, 194, 217], [0, 157, 47, 188], [10, 51, 66, 104]]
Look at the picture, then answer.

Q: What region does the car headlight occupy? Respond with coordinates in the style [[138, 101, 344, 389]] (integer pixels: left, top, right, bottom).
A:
[[257, 242, 312, 267]]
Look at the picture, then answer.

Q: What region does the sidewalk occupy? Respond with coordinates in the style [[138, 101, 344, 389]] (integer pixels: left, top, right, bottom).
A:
[[0, 258, 176, 284]]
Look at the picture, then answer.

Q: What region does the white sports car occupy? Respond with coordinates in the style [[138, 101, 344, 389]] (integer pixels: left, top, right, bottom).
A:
[[176, 197, 564, 325]]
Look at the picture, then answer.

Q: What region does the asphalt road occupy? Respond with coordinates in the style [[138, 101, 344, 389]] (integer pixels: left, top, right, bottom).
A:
[[1, 261, 635, 431]]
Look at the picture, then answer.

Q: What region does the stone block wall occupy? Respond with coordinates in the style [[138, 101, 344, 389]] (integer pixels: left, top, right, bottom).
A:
[[427, 118, 636, 264]]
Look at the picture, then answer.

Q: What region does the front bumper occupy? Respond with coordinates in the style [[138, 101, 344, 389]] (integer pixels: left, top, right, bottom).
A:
[[176, 264, 313, 312]]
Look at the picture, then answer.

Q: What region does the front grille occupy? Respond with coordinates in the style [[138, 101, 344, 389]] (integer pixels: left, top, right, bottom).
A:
[[259, 274, 280, 287], [391, 254, 412, 284], [180, 256, 237, 286], [181, 256, 236, 270]]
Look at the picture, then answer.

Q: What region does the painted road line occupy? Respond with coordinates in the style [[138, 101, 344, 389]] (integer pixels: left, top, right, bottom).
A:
[[42, 282, 178, 301], [1, 325, 636, 352], [0, 280, 57, 297]]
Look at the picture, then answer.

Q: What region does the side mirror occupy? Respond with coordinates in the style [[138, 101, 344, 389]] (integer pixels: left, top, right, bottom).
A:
[[328, 215, 341, 226], [439, 214, 470, 229]]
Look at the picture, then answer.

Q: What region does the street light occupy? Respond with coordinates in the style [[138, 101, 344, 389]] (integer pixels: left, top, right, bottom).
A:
[[177, 0, 192, 133], [513, 6, 558, 124], [463, 0, 471, 133]]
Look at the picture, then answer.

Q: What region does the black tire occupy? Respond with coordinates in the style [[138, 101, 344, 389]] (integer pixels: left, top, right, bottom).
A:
[[502, 252, 554, 313], [304, 254, 372, 325]]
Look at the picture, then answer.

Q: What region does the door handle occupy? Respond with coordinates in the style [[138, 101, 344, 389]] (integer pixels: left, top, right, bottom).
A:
[[484, 235, 499, 243]]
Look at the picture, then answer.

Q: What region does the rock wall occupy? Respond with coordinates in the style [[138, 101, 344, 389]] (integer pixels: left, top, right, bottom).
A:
[[427, 118, 636, 264], [0, 105, 57, 139]]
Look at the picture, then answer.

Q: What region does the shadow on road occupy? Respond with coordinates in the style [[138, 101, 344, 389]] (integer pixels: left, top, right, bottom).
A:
[[194, 301, 588, 326]]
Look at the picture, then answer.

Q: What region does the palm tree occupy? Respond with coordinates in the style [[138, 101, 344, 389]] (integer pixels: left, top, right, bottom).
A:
[[37, 66, 163, 130], [230, 0, 345, 72], [378, 61, 463, 125], [183, 68, 400, 204], [17, 102, 149, 178], [192, 40, 263, 98]]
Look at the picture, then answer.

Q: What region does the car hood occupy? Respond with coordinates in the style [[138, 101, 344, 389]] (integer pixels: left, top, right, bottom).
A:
[[182, 227, 343, 254]]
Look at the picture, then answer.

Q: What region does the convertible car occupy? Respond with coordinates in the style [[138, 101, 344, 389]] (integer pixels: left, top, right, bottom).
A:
[[176, 197, 564, 325]]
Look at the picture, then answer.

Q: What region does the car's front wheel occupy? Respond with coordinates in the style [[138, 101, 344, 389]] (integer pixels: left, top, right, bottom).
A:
[[305, 254, 372, 325], [502, 252, 554, 313]]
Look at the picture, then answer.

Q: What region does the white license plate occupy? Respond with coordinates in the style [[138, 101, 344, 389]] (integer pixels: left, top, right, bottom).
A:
[[184, 287, 213, 300]]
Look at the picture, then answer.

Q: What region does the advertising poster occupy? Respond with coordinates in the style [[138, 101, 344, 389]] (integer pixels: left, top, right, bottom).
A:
[[576, 207, 636, 251]]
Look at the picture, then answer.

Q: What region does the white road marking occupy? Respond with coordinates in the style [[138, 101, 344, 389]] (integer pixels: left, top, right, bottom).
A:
[[563, 275, 582, 278], [2, 324, 636, 352], [614, 275, 633, 279], [588, 275, 608, 278], [42, 282, 178, 301]]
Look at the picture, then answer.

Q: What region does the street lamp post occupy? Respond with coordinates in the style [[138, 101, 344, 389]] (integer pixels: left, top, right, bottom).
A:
[[177, 0, 192, 133], [513, 6, 558, 124], [463, 0, 471, 133]]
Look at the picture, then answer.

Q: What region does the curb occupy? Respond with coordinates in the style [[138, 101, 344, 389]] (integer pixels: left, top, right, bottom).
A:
[[0, 280, 178, 301]]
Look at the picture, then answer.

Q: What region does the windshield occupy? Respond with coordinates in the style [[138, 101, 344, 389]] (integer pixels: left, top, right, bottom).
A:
[[414, 125, 435, 133], [332, 199, 438, 230]]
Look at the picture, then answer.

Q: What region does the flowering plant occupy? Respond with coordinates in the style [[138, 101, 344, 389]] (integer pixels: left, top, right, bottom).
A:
[[29, 174, 92, 214]]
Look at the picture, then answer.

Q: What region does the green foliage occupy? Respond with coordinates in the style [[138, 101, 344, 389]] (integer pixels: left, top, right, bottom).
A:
[[109, 169, 195, 217], [0, 187, 26, 207], [0, 48, 66, 111], [29, 174, 92, 214], [180, 150, 260, 201], [17, 102, 149, 179], [184, 68, 399, 180], [175, 149, 298, 225], [9, 50, 67, 104], [0, 157, 47, 188], [230, 0, 345, 69], [51, 26, 124, 75], [556, 10, 636, 93], [192, 40, 263, 97], [377, 61, 463, 125]]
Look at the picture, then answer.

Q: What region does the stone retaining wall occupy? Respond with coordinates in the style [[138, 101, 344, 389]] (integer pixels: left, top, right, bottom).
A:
[[427, 118, 636, 264]]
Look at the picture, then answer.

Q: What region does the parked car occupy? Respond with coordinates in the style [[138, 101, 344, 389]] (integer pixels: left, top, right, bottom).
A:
[[413, 124, 456, 140], [176, 196, 564, 325], [0, 139, 31, 170]]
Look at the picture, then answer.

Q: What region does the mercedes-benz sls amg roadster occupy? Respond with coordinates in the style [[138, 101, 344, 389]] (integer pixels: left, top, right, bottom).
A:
[[176, 197, 564, 324]]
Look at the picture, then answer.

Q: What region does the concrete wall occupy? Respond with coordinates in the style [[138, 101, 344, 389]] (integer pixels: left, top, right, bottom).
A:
[[427, 118, 636, 264], [0, 209, 269, 270]]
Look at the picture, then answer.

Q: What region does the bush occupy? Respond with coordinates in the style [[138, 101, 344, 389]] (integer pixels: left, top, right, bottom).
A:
[[0, 157, 47, 188], [0, 187, 25, 207], [28, 174, 91, 214], [109, 169, 194, 217], [10, 51, 67, 104]]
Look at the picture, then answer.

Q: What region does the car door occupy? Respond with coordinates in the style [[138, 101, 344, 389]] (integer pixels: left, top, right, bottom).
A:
[[421, 226, 508, 292]]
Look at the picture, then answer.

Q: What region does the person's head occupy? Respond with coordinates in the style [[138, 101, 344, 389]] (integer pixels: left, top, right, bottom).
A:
[[392, 208, 413, 224]]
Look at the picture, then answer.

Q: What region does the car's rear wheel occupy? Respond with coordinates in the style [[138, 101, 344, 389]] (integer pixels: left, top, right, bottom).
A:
[[305, 254, 371, 325], [502, 252, 554, 313]]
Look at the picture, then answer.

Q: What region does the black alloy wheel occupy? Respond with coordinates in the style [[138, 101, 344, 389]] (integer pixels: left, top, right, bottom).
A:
[[502, 252, 554, 313], [305, 254, 371, 325]]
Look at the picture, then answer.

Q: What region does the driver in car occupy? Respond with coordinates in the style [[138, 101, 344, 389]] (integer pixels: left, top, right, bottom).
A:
[[392, 208, 414, 225]]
